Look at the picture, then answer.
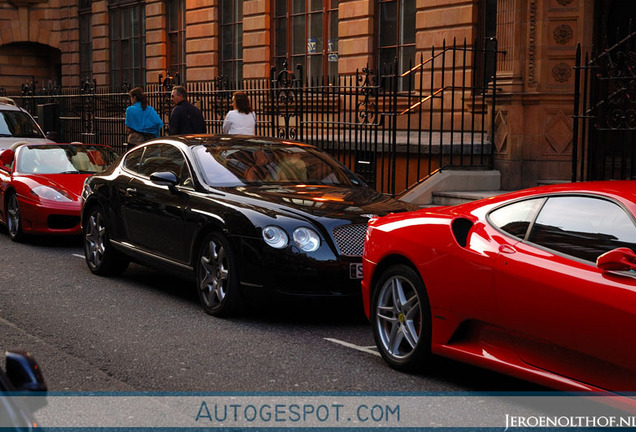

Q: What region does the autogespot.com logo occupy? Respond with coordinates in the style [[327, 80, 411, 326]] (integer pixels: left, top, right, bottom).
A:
[[505, 415, 636, 430]]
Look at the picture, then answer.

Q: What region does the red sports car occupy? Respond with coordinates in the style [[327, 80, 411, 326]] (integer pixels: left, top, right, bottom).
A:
[[0, 143, 119, 241], [362, 181, 636, 393]]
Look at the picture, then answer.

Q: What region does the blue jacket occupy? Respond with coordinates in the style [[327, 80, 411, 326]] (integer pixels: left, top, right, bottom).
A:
[[125, 102, 164, 137]]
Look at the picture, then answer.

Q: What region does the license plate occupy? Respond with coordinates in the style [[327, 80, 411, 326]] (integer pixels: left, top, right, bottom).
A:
[[349, 263, 363, 279]]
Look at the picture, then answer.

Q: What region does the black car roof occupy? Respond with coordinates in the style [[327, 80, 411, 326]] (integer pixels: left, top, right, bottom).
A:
[[156, 134, 314, 149]]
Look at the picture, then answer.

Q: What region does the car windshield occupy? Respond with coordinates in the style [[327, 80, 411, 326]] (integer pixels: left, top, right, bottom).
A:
[[16, 144, 119, 174], [192, 143, 364, 187], [0, 111, 44, 138]]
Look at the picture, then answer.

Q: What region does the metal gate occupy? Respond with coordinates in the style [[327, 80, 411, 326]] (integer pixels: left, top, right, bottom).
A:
[[5, 38, 499, 196], [573, 31, 636, 181]]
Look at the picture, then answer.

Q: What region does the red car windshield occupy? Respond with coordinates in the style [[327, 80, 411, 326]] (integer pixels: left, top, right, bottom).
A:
[[16, 144, 119, 174]]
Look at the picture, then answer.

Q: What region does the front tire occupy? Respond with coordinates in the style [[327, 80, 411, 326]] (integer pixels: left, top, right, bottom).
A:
[[6, 193, 24, 242], [196, 232, 242, 317], [371, 264, 432, 372], [83, 206, 129, 276]]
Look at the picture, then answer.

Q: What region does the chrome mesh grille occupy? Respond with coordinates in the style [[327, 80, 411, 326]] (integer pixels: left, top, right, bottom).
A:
[[332, 223, 368, 256]]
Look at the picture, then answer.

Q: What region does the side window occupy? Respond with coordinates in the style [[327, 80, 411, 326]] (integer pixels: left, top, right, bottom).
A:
[[488, 198, 545, 239], [161, 144, 192, 187], [135, 143, 189, 184], [123, 147, 145, 174], [527, 196, 636, 262]]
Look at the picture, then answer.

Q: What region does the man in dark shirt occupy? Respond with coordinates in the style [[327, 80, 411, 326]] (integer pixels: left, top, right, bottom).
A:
[[169, 85, 206, 135]]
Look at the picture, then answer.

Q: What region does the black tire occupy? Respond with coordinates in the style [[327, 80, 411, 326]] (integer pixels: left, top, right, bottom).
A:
[[196, 232, 242, 317], [371, 264, 432, 372], [83, 206, 129, 276], [6, 193, 24, 242]]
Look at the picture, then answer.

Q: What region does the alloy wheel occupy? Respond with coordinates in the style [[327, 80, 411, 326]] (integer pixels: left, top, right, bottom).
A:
[[7, 194, 21, 239], [375, 275, 422, 359], [85, 211, 106, 269], [199, 238, 230, 308]]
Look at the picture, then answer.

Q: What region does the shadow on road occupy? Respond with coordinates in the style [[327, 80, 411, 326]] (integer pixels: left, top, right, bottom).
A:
[[0, 225, 83, 248], [108, 262, 368, 325]]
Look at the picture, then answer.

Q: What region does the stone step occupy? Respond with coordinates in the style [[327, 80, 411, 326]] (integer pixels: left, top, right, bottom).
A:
[[432, 190, 508, 206]]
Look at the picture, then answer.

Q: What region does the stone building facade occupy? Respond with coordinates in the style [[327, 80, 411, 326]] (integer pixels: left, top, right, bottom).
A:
[[0, 0, 633, 189]]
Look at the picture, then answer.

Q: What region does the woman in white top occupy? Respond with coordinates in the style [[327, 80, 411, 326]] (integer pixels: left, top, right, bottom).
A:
[[223, 91, 256, 135]]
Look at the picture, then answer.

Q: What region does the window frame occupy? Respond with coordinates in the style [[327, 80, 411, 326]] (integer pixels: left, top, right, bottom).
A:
[[376, 0, 416, 75], [166, 0, 186, 84], [272, 0, 339, 79], [108, 0, 146, 88], [220, 0, 244, 81], [79, 0, 93, 81]]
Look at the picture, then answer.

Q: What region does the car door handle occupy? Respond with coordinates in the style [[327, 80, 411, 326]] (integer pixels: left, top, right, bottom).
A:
[[499, 244, 516, 254], [125, 187, 137, 197]]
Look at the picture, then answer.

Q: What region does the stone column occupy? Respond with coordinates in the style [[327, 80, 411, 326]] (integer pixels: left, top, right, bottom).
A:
[[494, 0, 593, 189], [185, 1, 218, 82], [338, 0, 374, 75], [243, 0, 270, 79], [145, 0, 166, 85], [92, 0, 109, 86]]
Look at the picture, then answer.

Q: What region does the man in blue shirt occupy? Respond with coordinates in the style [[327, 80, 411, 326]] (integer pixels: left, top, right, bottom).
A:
[[169, 86, 206, 135]]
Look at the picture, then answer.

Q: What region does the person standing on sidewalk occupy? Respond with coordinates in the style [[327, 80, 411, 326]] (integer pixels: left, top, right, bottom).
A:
[[125, 87, 163, 149], [223, 91, 256, 135], [169, 85, 206, 135]]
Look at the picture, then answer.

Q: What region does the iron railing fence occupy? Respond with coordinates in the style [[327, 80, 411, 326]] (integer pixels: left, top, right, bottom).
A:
[[573, 30, 636, 181], [5, 38, 499, 196]]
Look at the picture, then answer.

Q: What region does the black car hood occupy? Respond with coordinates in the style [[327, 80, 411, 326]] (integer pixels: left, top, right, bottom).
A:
[[216, 184, 415, 219]]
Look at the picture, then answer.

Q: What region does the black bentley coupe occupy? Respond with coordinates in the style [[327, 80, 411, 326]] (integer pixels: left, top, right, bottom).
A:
[[81, 135, 414, 316]]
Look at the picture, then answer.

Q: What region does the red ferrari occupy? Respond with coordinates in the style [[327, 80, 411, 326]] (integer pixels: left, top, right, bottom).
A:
[[0, 143, 119, 241], [362, 181, 636, 393]]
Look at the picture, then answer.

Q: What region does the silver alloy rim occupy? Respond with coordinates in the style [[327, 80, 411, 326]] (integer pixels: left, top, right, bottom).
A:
[[85, 212, 106, 268], [375, 275, 421, 359], [199, 239, 229, 308], [7, 195, 20, 238]]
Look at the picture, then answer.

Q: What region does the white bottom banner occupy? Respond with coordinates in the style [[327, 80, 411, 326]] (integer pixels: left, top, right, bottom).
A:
[[3, 393, 636, 429]]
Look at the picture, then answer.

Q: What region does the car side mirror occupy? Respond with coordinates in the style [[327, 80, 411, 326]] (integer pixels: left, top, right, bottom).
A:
[[150, 171, 179, 189], [45, 131, 60, 142], [5, 350, 48, 412], [0, 148, 15, 166], [596, 247, 636, 271], [5, 350, 47, 393]]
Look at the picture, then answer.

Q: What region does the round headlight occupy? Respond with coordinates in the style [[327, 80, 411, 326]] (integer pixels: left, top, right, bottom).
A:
[[262, 225, 288, 249], [293, 227, 320, 252]]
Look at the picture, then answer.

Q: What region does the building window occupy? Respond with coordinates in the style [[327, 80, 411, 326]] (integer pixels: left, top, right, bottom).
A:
[[377, 0, 415, 78], [79, 0, 93, 81], [273, 0, 339, 79], [167, 0, 186, 83], [109, 0, 146, 88], [220, 0, 243, 81]]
